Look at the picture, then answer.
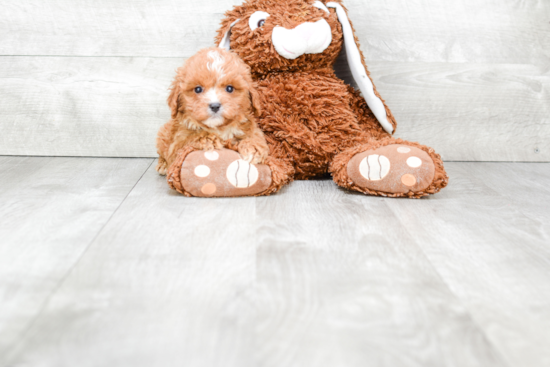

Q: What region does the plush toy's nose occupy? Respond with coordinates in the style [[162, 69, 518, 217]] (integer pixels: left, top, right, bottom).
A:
[[298, 26, 314, 41], [272, 19, 332, 60]]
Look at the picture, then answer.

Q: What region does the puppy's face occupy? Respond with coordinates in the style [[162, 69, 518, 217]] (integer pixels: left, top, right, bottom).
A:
[[168, 48, 260, 129]]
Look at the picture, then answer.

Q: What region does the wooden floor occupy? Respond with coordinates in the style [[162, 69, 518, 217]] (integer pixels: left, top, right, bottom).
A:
[[0, 157, 549, 367]]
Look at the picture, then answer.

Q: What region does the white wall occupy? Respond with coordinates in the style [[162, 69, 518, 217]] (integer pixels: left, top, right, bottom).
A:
[[0, 0, 548, 161]]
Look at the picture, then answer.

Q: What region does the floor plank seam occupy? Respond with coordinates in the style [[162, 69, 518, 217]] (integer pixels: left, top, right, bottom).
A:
[[1, 159, 155, 366]]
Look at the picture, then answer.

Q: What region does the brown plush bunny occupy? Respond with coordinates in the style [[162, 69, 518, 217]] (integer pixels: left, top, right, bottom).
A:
[[167, 0, 448, 198]]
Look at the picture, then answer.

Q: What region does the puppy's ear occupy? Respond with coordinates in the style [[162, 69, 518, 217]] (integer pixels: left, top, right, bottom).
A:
[[249, 86, 262, 117], [167, 70, 185, 119], [243, 71, 262, 117]]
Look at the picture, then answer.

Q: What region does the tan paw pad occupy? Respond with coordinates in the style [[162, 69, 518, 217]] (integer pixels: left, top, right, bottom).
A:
[[347, 144, 435, 194], [180, 149, 272, 197]]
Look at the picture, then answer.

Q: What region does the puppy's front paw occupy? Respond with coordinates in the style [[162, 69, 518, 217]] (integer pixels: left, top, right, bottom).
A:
[[237, 141, 268, 164], [156, 158, 168, 176], [189, 136, 223, 152]]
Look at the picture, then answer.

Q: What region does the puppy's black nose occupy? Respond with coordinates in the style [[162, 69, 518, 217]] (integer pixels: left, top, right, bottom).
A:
[[209, 103, 221, 113]]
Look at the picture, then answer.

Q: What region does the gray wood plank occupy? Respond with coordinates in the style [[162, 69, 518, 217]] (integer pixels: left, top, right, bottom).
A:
[[3, 165, 508, 367], [0, 57, 548, 162], [0, 56, 179, 157], [374, 62, 550, 162], [0, 0, 240, 57], [0, 157, 152, 362], [460, 163, 550, 228], [349, 0, 550, 66], [1, 0, 548, 65], [2, 164, 258, 367], [253, 180, 507, 367], [385, 162, 550, 367]]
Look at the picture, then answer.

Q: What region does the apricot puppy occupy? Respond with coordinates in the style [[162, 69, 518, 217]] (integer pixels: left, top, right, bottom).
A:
[[156, 47, 267, 175]]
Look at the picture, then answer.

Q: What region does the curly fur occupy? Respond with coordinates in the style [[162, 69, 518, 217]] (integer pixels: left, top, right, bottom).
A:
[[156, 47, 268, 175], [210, 0, 448, 197]]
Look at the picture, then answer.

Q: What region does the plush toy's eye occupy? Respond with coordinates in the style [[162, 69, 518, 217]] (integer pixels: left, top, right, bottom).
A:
[[313, 1, 330, 14], [194, 86, 203, 94], [249, 11, 270, 31], [226, 85, 234, 93]]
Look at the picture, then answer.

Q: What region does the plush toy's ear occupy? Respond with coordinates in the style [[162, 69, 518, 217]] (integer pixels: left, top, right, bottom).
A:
[[167, 76, 184, 119], [218, 19, 241, 49], [327, 2, 396, 134]]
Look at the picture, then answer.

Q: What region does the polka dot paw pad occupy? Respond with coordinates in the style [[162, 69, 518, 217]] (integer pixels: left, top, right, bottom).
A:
[[347, 145, 436, 194], [180, 149, 272, 197]]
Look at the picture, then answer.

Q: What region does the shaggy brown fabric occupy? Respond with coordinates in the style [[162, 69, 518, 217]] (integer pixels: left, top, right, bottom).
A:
[[209, 0, 448, 197], [216, 0, 344, 77]]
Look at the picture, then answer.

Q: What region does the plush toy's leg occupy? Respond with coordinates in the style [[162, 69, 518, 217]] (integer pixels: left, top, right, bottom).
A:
[[330, 138, 449, 198], [166, 147, 293, 197]]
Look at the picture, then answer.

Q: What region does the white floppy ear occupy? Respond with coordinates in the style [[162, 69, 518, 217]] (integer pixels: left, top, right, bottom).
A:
[[219, 19, 241, 50], [327, 2, 394, 134]]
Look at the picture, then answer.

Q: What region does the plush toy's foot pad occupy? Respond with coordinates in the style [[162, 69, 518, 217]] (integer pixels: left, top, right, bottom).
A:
[[347, 144, 435, 194], [180, 149, 272, 197]]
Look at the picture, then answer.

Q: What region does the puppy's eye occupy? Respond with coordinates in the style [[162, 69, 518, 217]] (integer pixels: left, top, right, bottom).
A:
[[194, 86, 203, 94], [249, 11, 270, 31], [226, 85, 235, 93]]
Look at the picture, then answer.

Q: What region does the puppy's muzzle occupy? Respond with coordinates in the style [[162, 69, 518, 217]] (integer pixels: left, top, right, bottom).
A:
[[209, 103, 222, 114]]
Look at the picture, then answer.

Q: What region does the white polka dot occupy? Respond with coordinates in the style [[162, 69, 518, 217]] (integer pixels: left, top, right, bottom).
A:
[[397, 147, 411, 154], [359, 155, 391, 181], [204, 151, 219, 161], [194, 165, 210, 177], [226, 160, 259, 188], [407, 157, 422, 168]]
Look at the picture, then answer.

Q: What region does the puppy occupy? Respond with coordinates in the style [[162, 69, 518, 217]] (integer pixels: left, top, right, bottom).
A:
[[156, 47, 268, 175]]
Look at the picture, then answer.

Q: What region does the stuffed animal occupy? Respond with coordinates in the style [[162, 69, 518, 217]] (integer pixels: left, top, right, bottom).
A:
[[167, 0, 448, 198]]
